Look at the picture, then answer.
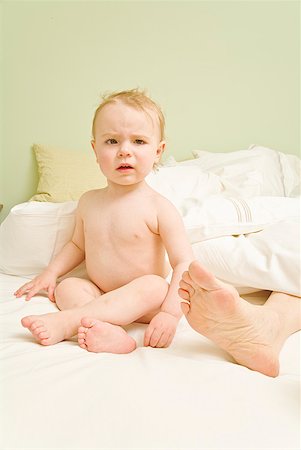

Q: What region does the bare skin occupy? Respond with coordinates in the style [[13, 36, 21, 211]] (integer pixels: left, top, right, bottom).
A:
[[17, 101, 194, 353], [179, 261, 301, 377], [78, 318, 137, 354], [20, 274, 171, 350]]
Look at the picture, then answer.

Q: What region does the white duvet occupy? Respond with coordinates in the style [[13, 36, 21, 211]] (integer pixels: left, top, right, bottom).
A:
[[146, 145, 301, 296]]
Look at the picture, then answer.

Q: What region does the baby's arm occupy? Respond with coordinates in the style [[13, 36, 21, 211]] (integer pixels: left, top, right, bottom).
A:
[[14, 200, 86, 301], [144, 197, 194, 347]]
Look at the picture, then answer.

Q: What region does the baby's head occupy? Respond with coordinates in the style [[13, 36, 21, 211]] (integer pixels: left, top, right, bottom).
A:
[[92, 89, 165, 169], [92, 88, 165, 142]]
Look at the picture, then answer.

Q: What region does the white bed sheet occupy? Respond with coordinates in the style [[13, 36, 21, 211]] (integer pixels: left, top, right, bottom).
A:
[[1, 273, 300, 450]]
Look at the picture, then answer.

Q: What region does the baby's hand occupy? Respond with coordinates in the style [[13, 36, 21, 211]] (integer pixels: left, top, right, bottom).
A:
[[14, 270, 58, 302], [144, 311, 179, 348]]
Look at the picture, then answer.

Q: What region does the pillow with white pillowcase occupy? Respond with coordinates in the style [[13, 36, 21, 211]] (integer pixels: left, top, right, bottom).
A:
[[0, 201, 78, 277], [161, 150, 265, 198], [191, 145, 290, 197]]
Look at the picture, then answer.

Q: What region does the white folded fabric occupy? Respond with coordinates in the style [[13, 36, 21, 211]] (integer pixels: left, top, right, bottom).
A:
[[182, 196, 300, 242], [192, 217, 300, 296]]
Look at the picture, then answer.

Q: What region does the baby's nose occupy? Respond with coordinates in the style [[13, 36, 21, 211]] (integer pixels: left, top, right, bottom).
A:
[[118, 145, 132, 157]]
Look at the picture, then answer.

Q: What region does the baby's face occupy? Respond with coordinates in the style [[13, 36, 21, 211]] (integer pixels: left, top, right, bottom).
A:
[[92, 102, 165, 186]]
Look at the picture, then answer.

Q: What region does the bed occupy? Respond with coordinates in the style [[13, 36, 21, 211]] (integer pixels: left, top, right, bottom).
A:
[[0, 144, 300, 450]]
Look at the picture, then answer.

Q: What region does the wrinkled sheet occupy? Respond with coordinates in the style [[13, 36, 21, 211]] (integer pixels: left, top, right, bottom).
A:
[[0, 274, 300, 450]]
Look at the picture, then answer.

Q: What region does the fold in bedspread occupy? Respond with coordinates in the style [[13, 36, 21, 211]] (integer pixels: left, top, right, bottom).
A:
[[192, 217, 300, 295], [182, 195, 299, 242]]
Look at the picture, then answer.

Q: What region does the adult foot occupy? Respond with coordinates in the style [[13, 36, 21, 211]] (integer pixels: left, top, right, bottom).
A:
[[179, 261, 282, 377], [21, 311, 73, 346], [77, 317, 137, 354]]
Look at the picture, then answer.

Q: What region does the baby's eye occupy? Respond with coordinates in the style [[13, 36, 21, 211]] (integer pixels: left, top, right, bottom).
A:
[[106, 138, 118, 145], [134, 139, 145, 145]]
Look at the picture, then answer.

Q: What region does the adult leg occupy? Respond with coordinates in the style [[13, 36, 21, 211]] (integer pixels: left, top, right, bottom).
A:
[[179, 261, 301, 377], [21, 275, 169, 351]]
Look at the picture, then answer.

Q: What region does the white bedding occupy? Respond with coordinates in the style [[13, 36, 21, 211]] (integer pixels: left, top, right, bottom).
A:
[[0, 145, 300, 449], [0, 274, 300, 450]]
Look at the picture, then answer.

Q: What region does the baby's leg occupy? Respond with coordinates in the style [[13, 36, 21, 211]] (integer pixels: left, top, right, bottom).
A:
[[21, 275, 168, 350], [21, 277, 102, 345], [179, 261, 301, 377], [78, 275, 168, 353], [55, 277, 103, 310]]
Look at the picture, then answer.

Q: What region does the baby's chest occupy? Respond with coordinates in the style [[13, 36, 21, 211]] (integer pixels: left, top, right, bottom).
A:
[[84, 211, 157, 245]]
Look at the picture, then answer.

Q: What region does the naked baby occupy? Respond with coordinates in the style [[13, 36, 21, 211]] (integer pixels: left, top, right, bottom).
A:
[[15, 89, 194, 353]]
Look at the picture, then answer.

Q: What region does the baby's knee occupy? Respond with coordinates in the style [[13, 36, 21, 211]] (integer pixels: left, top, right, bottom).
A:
[[141, 274, 169, 296], [55, 277, 91, 308], [55, 277, 79, 297]]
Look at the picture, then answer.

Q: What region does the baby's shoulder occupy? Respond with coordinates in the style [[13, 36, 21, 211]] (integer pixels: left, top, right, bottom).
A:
[[149, 189, 174, 207], [148, 190, 179, 216], [77, 188, 106, 213], [79, 188, 105, 202]]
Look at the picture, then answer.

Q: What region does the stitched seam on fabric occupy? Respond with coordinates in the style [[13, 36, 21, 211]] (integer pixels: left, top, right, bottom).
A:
[[239, 198, 252, 222], [228, 198, 242, 222]]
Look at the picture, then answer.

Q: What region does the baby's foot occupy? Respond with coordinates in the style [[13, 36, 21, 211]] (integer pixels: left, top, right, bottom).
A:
[[77, 317, 137, 354], [179, 261, 282, 377], [21, 311, 73, 346]]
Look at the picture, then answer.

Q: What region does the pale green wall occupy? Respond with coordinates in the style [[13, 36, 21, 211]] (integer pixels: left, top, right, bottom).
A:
[[1, 1, 300, 220]]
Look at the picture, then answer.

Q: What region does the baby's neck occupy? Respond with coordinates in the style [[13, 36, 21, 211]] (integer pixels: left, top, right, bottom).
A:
[[105, 179, 150, 197]]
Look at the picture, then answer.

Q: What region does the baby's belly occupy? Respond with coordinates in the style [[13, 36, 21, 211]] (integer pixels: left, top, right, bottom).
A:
[[85, 253, 170, 292]]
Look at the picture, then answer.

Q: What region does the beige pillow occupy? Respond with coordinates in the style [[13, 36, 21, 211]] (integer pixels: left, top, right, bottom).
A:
[[30, 144, 107, 202]]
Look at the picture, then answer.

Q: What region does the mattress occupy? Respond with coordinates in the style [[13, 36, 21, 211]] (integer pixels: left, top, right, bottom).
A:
[[0, 273, 300, 450]]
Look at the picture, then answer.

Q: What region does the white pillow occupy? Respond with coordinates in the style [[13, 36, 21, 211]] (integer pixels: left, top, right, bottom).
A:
[[0, 202, 77, 277], [192, 145, 285, 196], [146, 165, 223, 207]]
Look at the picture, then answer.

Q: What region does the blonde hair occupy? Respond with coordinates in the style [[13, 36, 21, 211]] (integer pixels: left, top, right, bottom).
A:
[[92, 88, 165, 141]]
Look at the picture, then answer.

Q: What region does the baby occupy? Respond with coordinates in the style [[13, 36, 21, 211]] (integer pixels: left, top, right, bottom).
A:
[[15, 89, 194, 353]]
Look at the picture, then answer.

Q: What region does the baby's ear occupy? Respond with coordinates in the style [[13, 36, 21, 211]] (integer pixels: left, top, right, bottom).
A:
[[156, 140, 166, 157], [91, 140, 98, 162]]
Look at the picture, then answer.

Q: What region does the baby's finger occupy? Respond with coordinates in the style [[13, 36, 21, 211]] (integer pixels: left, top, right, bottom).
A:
[[48, 285, 56, 302], [165, 334, 174, 348], [156, 331, 170, 348], [149, 329, 163, 348], [25, 287, 41, 301], [14, 283, 32, 297], [143, 325, 153, 347]]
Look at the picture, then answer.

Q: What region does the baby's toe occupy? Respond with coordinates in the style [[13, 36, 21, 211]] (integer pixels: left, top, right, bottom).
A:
[[81, 317, 97, 328], [77, 329, 87, 348], [38, 330, 50, 340], [77, 332, 86, 342], [33, 325, 46, 335], [40, 338, 51, 346], [78, 341, 87, 349], [30, 320, 44, 332], [78, 326, 88, 334]]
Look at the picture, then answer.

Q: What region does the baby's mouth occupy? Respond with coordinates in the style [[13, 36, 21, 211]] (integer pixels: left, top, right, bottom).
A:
[[117, 164, 134, 171]]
